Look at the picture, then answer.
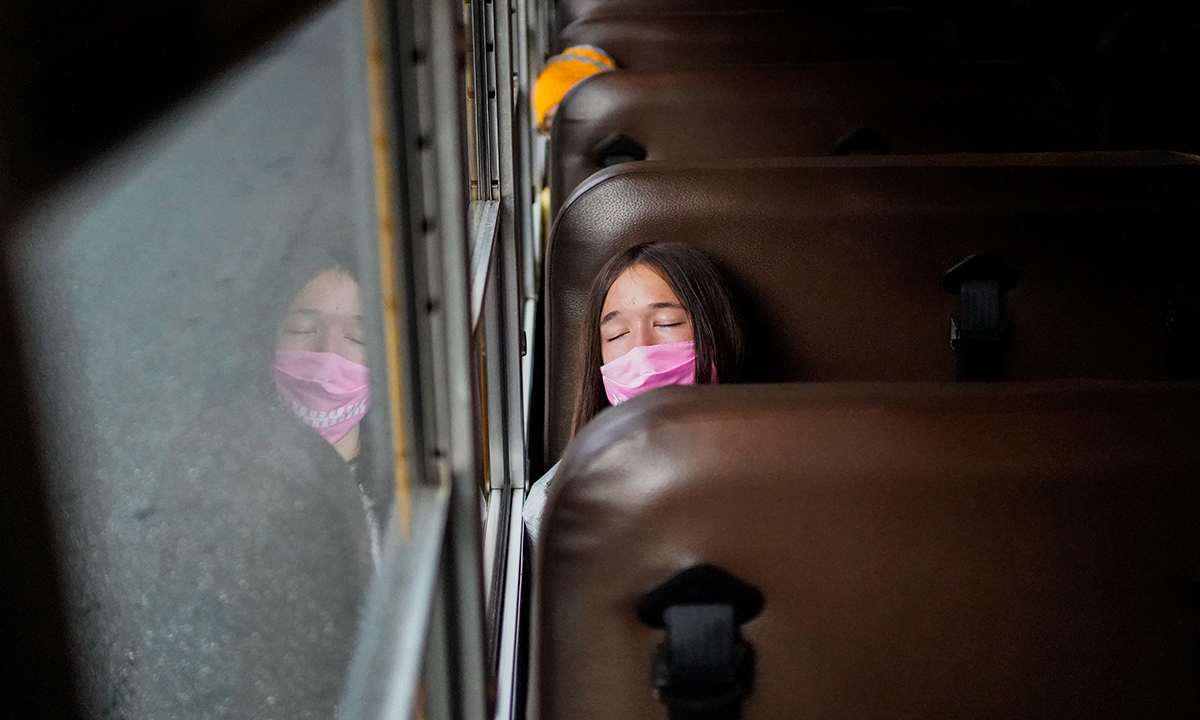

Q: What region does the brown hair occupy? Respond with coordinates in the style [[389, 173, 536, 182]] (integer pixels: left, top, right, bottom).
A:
[[571, 242, 744, 435]]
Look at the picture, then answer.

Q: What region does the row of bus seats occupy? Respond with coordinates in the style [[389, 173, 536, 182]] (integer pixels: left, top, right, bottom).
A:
[[554, 0, 817, 30], [558, 7, 962, 70], [532, 1, 1200, 719], [549, 62, 1075, 214], [554, 1, 1200, 154], [544, 151, 1200, 459]]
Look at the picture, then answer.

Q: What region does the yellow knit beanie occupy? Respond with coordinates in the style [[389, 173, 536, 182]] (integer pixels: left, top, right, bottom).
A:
[[533, 45, 617, 129]]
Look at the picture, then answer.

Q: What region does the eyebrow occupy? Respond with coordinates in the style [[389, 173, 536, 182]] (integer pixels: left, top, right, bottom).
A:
[[599, 301, 684, 326], [289, 308, 365, 321]]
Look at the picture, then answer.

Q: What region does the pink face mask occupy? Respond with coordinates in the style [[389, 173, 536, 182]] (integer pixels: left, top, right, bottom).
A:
[[275, 350, 370, 444], [600, 340, 714, 406]]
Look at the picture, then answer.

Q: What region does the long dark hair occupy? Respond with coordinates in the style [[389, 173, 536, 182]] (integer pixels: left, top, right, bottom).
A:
[[571, 242, 744, 435]]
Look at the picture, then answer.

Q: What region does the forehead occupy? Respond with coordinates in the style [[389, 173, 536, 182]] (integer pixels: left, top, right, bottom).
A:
[[290, 268, 363, 314], [601, 263, 682, 315]]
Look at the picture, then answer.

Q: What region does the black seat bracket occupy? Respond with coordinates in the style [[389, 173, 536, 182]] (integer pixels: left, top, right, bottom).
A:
[[943, 253, 1019, 381], [638, 565, 764, 720], [1166, 272, 1200, 379], [834, 125, 891, 156], [592, 132, 647, 168]]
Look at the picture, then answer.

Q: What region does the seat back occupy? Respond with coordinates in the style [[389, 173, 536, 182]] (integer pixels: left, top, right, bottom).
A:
[[534, 381, 1200, 720], [544, 152, 1200, 462], [551, 62, 1074, 213], [559, 9, 961, 70], [555, 0, 820, 29]]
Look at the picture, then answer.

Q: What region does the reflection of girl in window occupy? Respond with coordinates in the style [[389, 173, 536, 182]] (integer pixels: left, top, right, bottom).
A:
[[274, 266, 370, 469], [269, 248, 385, 566]]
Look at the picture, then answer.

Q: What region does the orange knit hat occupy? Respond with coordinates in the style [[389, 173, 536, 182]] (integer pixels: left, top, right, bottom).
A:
[[533, 45, 617, 129]]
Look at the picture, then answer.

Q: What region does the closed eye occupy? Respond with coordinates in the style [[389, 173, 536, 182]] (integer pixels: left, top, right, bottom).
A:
[[346, 336, 367, 346], [604, 331, 628, 343]]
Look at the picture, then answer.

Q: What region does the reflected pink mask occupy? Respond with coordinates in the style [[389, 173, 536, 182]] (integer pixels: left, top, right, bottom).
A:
[[600, 340, 715, 406], [275, 350, 370, 444]]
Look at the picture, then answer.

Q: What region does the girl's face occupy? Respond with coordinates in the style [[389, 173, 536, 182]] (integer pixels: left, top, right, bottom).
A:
[[599, 263, 694, 365], [276, 269, 366, 365]]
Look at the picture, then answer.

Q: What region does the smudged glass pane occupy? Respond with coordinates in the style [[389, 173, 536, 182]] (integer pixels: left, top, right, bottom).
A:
[[8, 2, 396, 717]]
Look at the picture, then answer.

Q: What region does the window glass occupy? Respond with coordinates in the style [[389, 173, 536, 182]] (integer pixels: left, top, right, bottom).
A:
[[7, 2, 397, 716]]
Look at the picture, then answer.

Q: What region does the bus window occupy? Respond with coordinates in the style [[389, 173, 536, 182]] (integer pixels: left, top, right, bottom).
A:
[[6, 2, 412, 716], [4, 0, 535, 718]]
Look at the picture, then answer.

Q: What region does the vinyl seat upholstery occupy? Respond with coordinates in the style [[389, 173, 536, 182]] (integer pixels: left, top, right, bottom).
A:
[[558, 9, 961, 70], [550, 62, 1074, 214], [544, 152, 1200, 463], [533, 381, 1200, 720]]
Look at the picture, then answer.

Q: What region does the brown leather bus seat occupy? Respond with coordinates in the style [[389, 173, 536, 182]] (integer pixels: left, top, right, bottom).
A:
[[533, 381, 1200, 720], [544, 152, 1200, 463], [555, 0, 822, 30], [550, 62, 1074, 214], [559, 9, 961, 70]]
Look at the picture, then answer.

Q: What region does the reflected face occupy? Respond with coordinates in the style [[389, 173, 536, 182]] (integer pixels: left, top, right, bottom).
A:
[[277, 269, 366, 365], [599, 263, 694, 364]]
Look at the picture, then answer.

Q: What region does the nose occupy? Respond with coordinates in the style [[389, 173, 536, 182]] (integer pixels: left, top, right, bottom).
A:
[[317, 327, 340, 354], [630, 323, 657, 349]]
